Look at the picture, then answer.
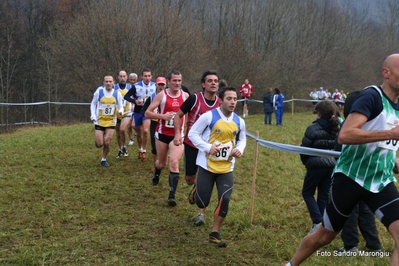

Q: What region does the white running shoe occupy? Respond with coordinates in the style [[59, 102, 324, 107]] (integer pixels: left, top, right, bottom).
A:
[[193, 213, 205, 226]]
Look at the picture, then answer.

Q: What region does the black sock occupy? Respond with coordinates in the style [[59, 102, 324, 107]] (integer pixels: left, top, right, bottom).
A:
[[154, 167, 161, 176], [168, 172, 179, 198]]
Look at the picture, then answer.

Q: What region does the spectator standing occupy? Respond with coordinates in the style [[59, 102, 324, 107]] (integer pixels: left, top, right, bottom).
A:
[[273, 88, 284, 126], [219, 79, 228, 91], [263, 87, 274, 125], [340, 89, 347, 101], [317, 87, 326, 100], [300, 100, 341, 234], [325, 89, 332, 100], [332, 89, 342, 101], [239, 79, 253, 118], [332, 88, 342, 103], [309, 88, 319, 106]]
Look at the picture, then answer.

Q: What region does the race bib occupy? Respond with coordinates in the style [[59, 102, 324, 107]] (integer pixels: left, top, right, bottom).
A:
[[209, 141, 233, 161], [165, 114, 175, 128], [100, 103, 115, 116], [378, 116, 399, 151]]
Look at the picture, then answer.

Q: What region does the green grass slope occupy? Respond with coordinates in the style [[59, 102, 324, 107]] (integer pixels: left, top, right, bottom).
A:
[[0, 113, 393, 265]]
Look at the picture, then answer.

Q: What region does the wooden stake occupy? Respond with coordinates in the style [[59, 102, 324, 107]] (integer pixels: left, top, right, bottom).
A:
[[250, 131, 259, 224], [292, 95, 294, 116]]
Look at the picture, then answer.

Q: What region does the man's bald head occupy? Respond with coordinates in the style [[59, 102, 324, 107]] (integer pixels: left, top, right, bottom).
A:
[[383, 54, 399, 70]]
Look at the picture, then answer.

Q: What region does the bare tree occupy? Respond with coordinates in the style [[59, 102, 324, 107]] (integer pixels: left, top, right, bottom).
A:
[[378, 0, 399, 51], [0, 1, 23, 130]]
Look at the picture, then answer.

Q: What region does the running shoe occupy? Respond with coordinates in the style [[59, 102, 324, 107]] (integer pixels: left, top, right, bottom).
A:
[[209, 232, 227, 247], [116, 150, 123, 158], [128, 139, 134, 146], [193, 213, 205, 226], [334, 247, 358, 254], [122, 146, 128, 157], [152, 173, 160, 186], [138, 151, 143, 159], [167, 197, 177, 207], [100, 160, 109, 167], [308, 223, 321, 234], [141, 152, 147, 161], [188, 184, 196, 205]]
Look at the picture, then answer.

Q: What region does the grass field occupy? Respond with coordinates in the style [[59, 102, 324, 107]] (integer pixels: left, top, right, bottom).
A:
[[0, 113, 394, 265]]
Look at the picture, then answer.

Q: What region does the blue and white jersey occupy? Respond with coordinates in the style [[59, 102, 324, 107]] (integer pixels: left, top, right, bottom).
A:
[[134, 80, 156, 103]]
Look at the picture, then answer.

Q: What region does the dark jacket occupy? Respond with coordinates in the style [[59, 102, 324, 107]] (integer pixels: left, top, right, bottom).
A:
[[263, 93, 274, 113], [300, 119, 337, 168]]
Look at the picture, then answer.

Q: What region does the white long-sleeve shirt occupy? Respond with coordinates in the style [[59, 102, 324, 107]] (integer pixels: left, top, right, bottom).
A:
[[188, 108, 246, 173], [90, 87, 123, 126]]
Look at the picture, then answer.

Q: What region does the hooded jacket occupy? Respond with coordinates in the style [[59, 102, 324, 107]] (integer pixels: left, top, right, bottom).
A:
[[300, 119, 337, 168]]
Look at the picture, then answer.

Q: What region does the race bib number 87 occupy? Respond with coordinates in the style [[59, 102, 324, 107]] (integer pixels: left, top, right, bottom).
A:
[[100, 104, 115, 116]]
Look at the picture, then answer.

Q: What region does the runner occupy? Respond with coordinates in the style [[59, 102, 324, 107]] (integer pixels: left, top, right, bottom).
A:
[[124, 68, 156, 161], [90, 75, 123, 167], [145, 70, 189, 206], [188, 86, 247, 247], [114, 70, 132, 158], [173, 70, 220, 225]]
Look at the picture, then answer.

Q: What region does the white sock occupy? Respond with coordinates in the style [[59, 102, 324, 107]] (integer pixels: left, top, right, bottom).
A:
[[285, 262, 292, 266], [101, 158, 106, 161], [142, 149, 146, 153]]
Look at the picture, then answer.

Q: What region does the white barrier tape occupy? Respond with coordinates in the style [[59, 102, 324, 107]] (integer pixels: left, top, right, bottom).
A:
[[243, 98, 341, 104], [246, 131, 340, 157], [0, 101, 90, 106], [0, 98, 340, 106]]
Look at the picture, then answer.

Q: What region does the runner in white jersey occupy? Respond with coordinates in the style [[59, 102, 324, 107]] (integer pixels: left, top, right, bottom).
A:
[[188, 87, 246, 247], [124, 68, 156, 161], [90, 75, 123, 167], [283, 53, 399, 266]]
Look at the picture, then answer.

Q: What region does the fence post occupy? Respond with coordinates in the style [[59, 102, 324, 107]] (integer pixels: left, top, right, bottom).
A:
[[292, 95, 294, 115], [250, 131, 259, 224]]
